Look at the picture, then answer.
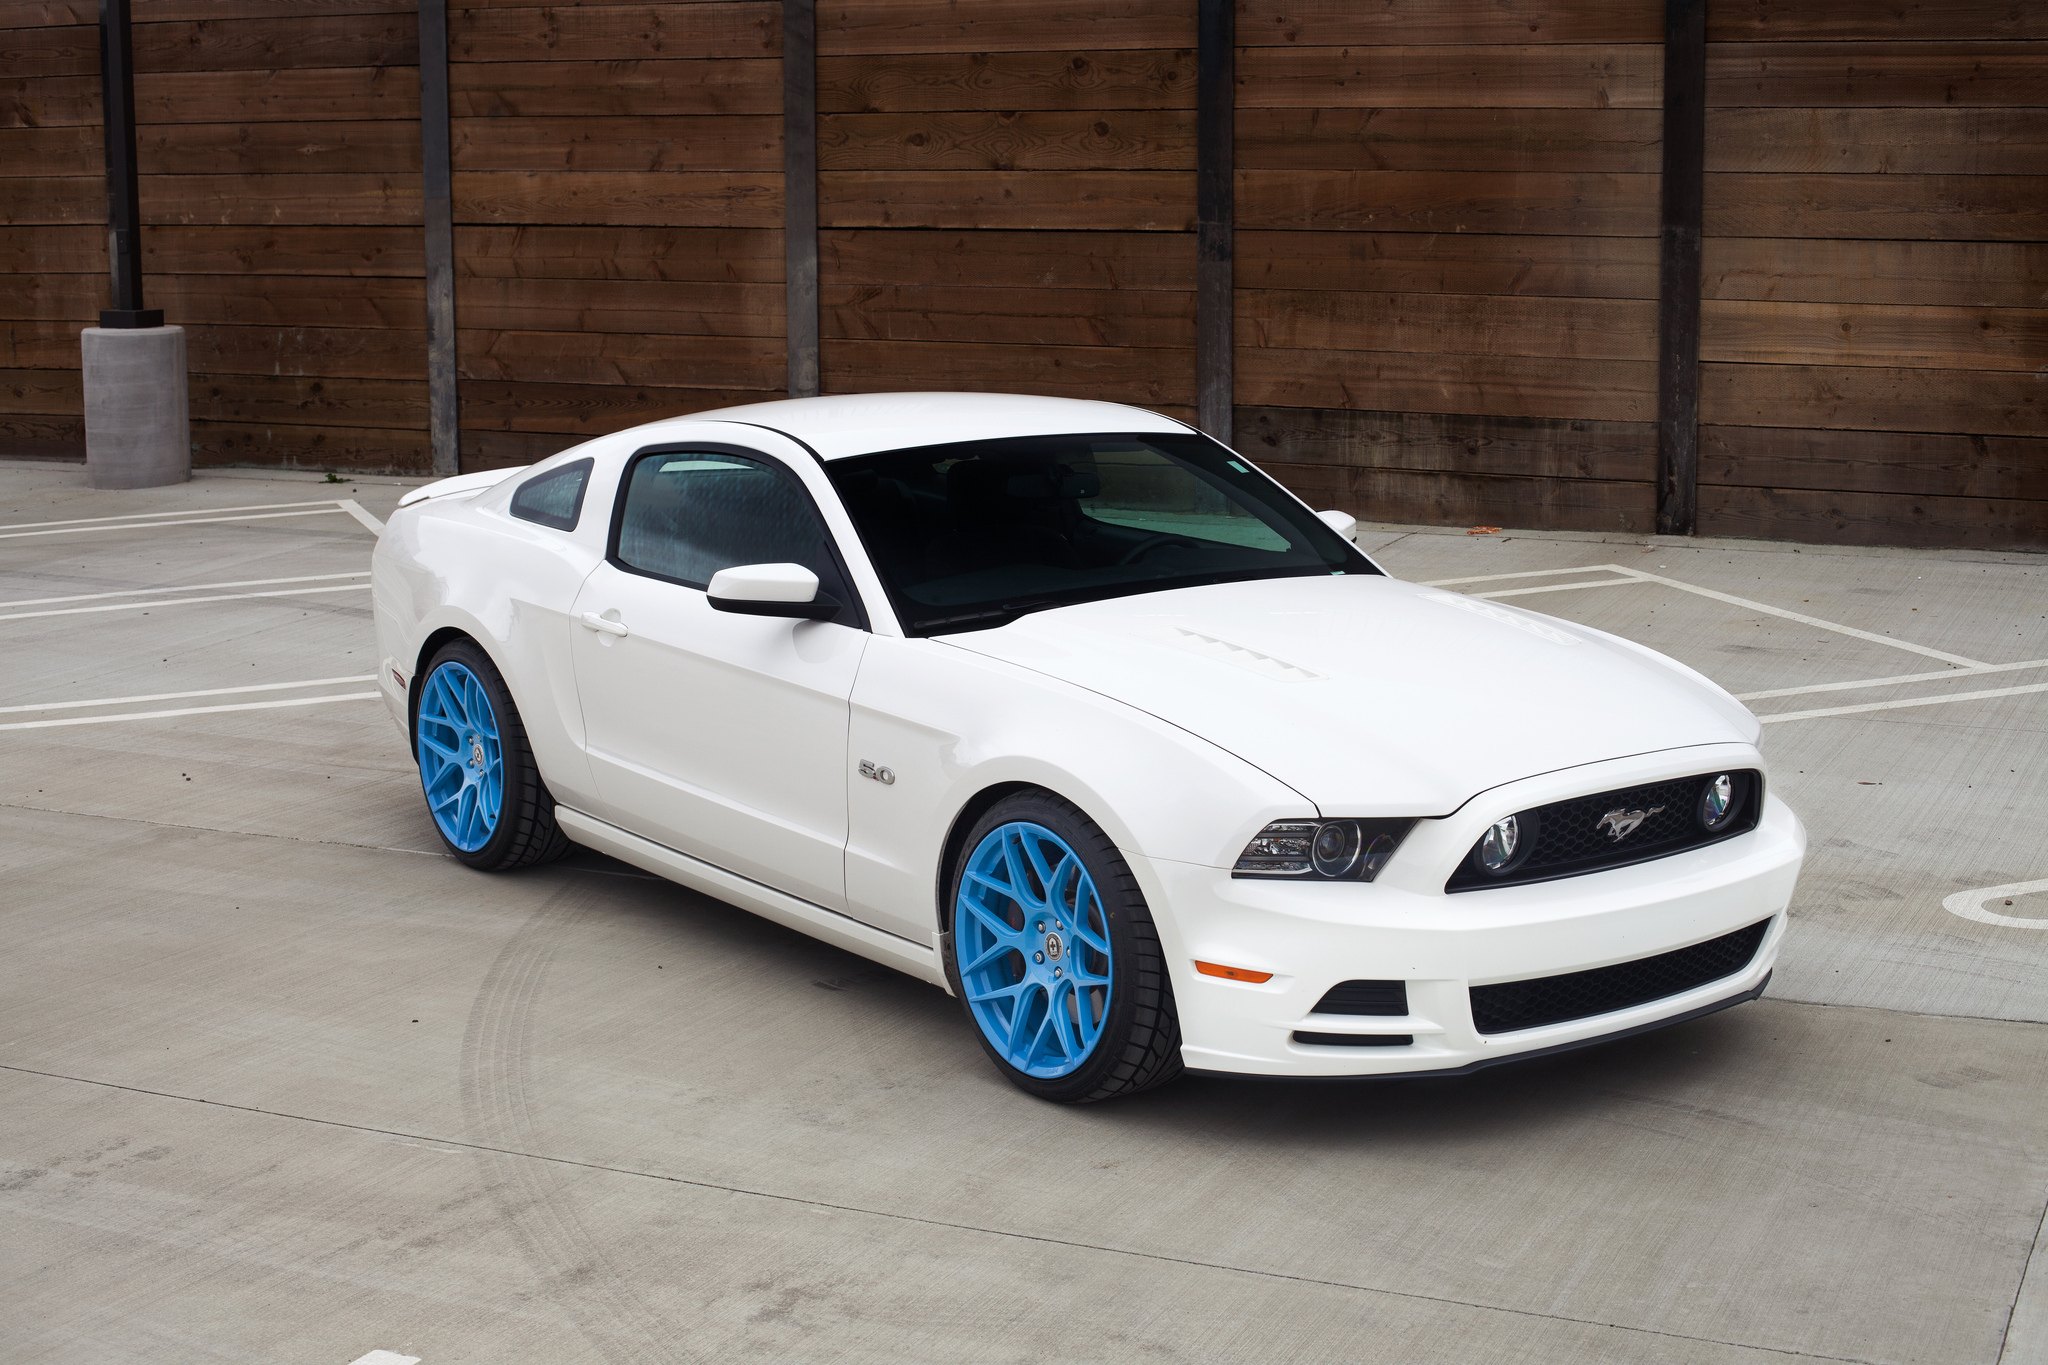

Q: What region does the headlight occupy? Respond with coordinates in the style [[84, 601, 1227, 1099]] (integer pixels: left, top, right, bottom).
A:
[[1233, 818, 1415, 881]]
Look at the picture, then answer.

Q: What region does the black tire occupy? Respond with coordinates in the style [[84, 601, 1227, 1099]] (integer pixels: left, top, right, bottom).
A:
[[414, 638, 570, 872], [942, 790, 1183, 1103]]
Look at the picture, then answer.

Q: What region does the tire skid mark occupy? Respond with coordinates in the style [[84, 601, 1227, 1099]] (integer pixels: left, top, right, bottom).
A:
[[460, 883, 699, 1364]]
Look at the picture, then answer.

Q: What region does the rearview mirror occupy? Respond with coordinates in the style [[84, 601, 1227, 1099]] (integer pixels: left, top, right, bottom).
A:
[[1317, 509, 1359, 544], [706, 562, 839, 620]]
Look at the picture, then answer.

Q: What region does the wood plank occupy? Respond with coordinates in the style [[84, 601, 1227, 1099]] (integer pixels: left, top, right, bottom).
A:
[[1260, 459, 1654, 532], [1238, 46, 1662, 110], [457, 225, 784, 281], [188, 372, 426, 430], [1, 319, 85, 368], [457, 276, 786, 337], [1704, 174, 2048, 242], [0, 124, 100, 175], [1238, 0, 1661, 46], [191, 418, 432, 473], [1703, 239, 2048, 308], [0, 367, 80, 415], [0, 177, 101, 226], [821, 228, 1193, 290], [818, 0, 1194, 56], [462, 427, 583, 471], [1707, 1, 2048, 43], [143, 224, 423, 275], [1707, 109, 2048, 177], [819, 110, 1193, 171], [1699, 361, 2044, 437], [452, 115, 780, 172], [135, 120, 420, 175], [151, 275, 427, 329], [0, 1, 94, 21], [451, 3, 779, 62], [133, 65, 420, 123], [184, 323, 426, 380], [0, 225, 101, 274], [131, 13, 416, 72], [1238, 170, 1659, 236], [1238, 289, 1657, 360], [819, 171, 1194, 230], [1235, 229, 1659, 298], [821, 338, 1193, 405], [0, 75, 97, 129], [785, 0, 820, 398], [1239, 107, 1660, 173], [0, 273, 104, 321], [0, 23, 93, 78], [820, 282, 1192, 347], [457, 327, 784, 387], [819, 49, 1194, 113], [454, 171, 782, 227], [1695, 484, 2044, 551], [1239, 345, 1656, 421], [0, 413, 84, 457], [116, 2, 418, 18], [1234, 405, 1653, 482], [1703, 300, 2048, 373], [139, 173, 421, 226], [460, 378, 774, 434], [1706, 44, 2048, 108], [1700, 424, 2048, 502], [449, 59, 780, 117]]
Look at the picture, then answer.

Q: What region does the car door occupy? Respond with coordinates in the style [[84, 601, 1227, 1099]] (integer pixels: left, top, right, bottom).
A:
[[569, 442, 868, 913]]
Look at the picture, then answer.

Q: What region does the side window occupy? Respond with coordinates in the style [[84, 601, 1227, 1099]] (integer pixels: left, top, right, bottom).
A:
[[614, 450, 851, 603], [509, 458, 593, 532]]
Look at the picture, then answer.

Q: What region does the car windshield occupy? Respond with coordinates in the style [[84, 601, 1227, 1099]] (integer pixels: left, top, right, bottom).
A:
[[825, 430, 1377, 635]]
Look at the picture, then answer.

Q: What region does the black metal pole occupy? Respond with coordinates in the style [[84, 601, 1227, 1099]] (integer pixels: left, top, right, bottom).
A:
[[1195, 0, 1234, 440], [98, 0, 159, 328], [1653, 0, 1706, 535]]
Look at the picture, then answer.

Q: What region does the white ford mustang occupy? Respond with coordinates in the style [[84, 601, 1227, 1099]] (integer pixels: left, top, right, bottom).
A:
[[372, 392, 1805, 1102]]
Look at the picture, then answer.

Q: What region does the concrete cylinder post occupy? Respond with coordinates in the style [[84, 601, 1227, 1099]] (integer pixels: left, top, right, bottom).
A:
[[81, 325, 190, 489]]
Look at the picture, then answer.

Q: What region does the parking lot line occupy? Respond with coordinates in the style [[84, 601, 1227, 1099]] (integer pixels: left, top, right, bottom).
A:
[[1420, 565, 1619, 587], [1738, 658, 2048, 702], [0, 508, 348, 541], [1944, 880, 2048, 931], [1473, 578, 1637, 600], [0, 675, 378, 717], [0, 583, 371, 624], [0, 691, 380, 731], [0, 499, 348, 532], [0, 571, 370, 610], [1759, 680, 2048, 725], [341, 499, 385, 534]]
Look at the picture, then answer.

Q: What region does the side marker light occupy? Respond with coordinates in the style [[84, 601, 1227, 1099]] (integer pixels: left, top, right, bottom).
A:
[[1195, 960, 1274, 984]]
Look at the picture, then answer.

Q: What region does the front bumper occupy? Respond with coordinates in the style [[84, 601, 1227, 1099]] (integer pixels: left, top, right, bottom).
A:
[[1135, 750, 1806, 1078]]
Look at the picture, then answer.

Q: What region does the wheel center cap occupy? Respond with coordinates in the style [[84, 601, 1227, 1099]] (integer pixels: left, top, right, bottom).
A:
[[1044, 930, 1064, 961], [469, 736, 486, 770]]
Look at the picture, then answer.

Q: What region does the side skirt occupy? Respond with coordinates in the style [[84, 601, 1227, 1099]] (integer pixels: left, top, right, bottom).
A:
[[554, 807, 950, 989]]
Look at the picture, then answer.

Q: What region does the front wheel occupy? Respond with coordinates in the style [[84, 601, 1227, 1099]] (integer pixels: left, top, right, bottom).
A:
[[943, 791, 1182, 1103], [413, 639, 569, 871]]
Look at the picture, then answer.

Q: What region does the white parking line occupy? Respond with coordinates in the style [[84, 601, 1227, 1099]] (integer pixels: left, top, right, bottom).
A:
[[1943, 879, 2048, 931], [341, 499, 385, 534], [1473, 578, 1636, 600], [0, 692, 380, 731], [0, 675, 377, 716], [1739, 658, 2048, 702], [0, 583, 370, 623], [0, 499, 347, 532], [0, 508, 347, 540], [1421, 565, 1618, 587], [1759, 681, 2048, 725], [0, 571, 369, 610], [347, 1352, 421, 1365]]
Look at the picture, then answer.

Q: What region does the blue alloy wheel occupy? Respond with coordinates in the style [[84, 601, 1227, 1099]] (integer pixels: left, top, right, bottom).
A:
[[954, 820, 1115, 1079], [415, 660, 505, 853]]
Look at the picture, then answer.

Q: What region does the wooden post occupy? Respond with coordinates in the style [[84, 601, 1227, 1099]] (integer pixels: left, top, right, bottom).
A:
[[418, 0, 459, 475], [1195, 0, 1233, 440], [784, 0, 820, 398], [1654, 0, 1706, 535]]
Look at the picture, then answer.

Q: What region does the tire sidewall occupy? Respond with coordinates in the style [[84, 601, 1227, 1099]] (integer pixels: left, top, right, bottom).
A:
[[943, 791, 1158, 1103], [416, 639, 526, 870]]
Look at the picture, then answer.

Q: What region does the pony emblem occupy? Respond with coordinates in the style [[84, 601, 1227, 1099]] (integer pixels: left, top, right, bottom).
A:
[[1596, 805, 1665, 841]]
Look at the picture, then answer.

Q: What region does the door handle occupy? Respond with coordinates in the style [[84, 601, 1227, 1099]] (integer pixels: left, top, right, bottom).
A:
[[579, 611, 629, 637]]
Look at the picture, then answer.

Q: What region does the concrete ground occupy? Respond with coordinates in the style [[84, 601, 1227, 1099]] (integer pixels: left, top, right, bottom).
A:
[[0, 458, 2043, 1365]]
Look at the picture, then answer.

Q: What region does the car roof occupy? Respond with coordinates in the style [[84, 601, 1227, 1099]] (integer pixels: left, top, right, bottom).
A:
[[619, 392, 1192, 461]]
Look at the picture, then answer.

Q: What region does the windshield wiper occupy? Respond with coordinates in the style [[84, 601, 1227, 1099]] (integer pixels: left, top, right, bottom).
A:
[[918, 596, 1078, 633]]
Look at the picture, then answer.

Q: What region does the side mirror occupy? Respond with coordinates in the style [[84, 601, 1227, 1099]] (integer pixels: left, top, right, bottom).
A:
[[706, 562, 839, 620], [1317, 508, 1359, 544]]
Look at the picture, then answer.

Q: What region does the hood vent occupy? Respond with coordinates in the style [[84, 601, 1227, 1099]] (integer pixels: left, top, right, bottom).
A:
[[1172, 627, 1322, 682]]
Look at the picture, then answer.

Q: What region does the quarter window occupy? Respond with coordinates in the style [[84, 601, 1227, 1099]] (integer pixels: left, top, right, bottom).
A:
[[509, 458, 593, 531], [614, 449, 851, 604]]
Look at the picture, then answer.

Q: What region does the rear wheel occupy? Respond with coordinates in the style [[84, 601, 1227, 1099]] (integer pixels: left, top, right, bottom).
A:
[[414, 639, 569, 871], [943, 791, 1182, 1103]]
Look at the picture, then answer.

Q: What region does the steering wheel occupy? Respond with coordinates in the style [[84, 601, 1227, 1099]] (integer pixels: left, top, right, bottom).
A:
[[1115, 533, 1187, 567]]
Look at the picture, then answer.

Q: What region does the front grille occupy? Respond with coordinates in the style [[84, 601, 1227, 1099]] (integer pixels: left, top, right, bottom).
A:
[[1311, 980, 1407, 1016], [1469, 919, 1771, 1036], [1293, 1031, 1414, 1048], [1446, 770, 1762, 892]]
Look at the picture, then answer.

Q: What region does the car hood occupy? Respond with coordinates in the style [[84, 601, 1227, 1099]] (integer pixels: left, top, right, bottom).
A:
[[939, 574, 1759, 815]]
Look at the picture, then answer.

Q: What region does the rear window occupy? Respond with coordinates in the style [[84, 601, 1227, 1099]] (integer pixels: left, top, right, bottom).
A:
[[509, 458, 593, 531]]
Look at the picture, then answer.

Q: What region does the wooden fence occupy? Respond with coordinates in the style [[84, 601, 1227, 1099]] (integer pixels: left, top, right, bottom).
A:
[[2, 0, 2042, 549]]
